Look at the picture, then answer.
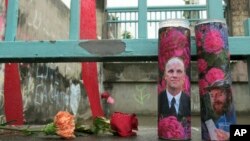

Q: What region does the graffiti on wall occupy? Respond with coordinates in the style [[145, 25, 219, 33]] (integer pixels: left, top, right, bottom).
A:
[[17, 0, 70, 40], [133, 85, 151, 105], [19, 63, 91, 124]]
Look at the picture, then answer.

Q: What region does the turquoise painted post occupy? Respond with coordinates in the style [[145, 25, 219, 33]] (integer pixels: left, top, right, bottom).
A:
[[138, 0, 147, 39], [4, 0, 24, 125], [69, 0, 80, 40], [244, 19, 250, 94], [244, 19, 250, 36], [206, 0, 223, 19], [5, 0, 19, 41]]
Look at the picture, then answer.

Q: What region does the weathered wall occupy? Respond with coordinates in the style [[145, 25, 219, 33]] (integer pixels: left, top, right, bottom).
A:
[[17, 0, 70, 40], [0, 0, 92, 124], [103, 62, 250, 115], [228, 0, 249, 36]]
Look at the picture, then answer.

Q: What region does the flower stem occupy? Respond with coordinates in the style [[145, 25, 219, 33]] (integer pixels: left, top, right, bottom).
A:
[[0, 126, 43, 133]]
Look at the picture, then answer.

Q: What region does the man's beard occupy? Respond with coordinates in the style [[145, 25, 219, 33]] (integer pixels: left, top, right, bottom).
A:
[[213, 101, 227, 115]]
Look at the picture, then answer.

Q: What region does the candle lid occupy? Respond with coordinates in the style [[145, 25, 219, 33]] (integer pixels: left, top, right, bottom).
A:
[[195, 19, 226, 26], [159, 19, 190, 29]]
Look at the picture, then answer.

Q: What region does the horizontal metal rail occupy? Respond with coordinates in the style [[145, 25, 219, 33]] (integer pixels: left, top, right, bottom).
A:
[[0, 36, 249, 62]]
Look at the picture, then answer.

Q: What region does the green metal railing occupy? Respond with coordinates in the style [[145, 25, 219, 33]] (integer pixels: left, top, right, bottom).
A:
[[1, 0, 249, 62], [106, 5, 207, 39]]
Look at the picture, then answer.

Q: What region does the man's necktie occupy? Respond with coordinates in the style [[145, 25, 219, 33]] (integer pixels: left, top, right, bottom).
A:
[[170, 97, 177, 116]]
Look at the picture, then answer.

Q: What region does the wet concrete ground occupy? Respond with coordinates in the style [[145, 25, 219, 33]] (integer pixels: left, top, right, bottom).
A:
[[0, 115, 249, 141]]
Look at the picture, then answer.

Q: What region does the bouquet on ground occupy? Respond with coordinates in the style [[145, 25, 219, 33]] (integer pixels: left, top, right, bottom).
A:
[[0, 111, 138, 139]]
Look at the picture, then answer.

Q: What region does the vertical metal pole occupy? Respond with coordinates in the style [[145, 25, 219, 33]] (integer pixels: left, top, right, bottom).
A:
[[4, 0, 24, 125], [69, 0, 80, 40], [207, 0, 223, 19], [138, 0, 147, 38], [244, 19, 250, 94], [5, 0, 19, 41]]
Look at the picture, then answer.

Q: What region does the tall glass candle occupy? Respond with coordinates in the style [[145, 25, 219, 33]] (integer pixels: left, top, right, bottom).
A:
[[195, 19, 236, 141], [158, 19, 191, 140]]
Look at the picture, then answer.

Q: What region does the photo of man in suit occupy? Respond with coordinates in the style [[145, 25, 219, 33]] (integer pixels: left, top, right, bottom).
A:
[[158, 57, 190, 121]]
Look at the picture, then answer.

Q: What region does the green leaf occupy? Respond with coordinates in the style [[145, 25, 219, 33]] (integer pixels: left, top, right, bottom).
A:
[[204, 53, 217, 67], [75, 125, 94, 134], [92, 117, 112, 135], [43, 123, 56, 135]]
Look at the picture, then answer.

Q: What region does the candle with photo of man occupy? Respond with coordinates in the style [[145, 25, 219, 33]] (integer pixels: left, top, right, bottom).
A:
[[158, 19, 191, 140], [195, 19, 237, 141]]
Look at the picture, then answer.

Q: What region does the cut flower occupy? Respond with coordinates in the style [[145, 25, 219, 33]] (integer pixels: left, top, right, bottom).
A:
[[53, 111, 75, 139], [111, 112, 138, 137], [0, 111, 138, 139]]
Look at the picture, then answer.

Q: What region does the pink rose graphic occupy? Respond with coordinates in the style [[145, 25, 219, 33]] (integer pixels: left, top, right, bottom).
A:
[[158, 79, 166, 94], [159, 28, 190, 72], [158, 56, 167, 72], [197, 59, 208, 73], [182, 47, 190, 68], [158, 116, 185, 139], [195, 31, 203, 47], [183, 75, 190, 96], [198, 79, 208, 96], [160, 28, 188, 51], [204, 29, 224, 54], [174, 47, 184, 56], [205, 68, 225, 85]]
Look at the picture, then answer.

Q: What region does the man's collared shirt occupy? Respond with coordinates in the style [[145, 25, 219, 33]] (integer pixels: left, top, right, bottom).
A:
[[166, 90, 181, 114]]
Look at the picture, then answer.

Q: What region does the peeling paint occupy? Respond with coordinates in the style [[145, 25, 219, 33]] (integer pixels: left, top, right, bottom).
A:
[[79, 40, 125, 55]]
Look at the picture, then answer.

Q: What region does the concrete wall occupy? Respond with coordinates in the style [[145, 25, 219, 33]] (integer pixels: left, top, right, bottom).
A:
[[17, 0, 70, 40], [0, 0, 93, 124], [103, 62, 250, 115], [227, 0, 249, 36]]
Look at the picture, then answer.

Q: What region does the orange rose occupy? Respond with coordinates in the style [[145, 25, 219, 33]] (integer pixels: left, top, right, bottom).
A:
[[54, 111, 75, 139]]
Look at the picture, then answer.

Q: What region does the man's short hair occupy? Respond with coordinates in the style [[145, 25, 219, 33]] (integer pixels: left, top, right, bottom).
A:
[[165, 57, 185, 70]]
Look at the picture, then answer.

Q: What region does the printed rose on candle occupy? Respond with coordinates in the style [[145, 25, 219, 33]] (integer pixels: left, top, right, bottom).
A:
[[195, 19, 236, 141]]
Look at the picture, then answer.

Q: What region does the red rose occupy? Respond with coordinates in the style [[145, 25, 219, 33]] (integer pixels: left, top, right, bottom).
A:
[[195, 31, 203, 47], [159, 28, 189, 72], [204, 29, 224, 54], [198, 79, 208, 96], [158, 116, 185, 139], [198, 59, 208, 73], [160, 28, 188, 51], [182, 75, 190, 96], [205, 68, 225, 85], [158, 79, 166, 94], [110, 112, 138, 137], [182, 47, 190, 68], [101, 91, 110, 99], [174, 47, 184, 56]]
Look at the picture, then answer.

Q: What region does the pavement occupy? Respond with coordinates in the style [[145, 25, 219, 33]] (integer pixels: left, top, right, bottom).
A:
[[0, 115, 249, 141]]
